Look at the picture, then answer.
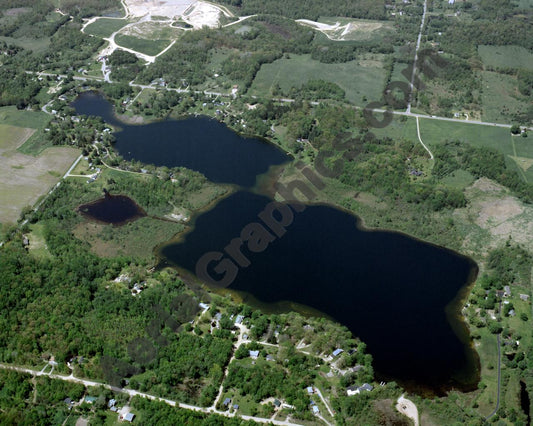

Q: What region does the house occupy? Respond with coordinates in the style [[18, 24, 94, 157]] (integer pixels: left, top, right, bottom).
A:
[[504, 286, 511, 297], [347, 383, 374, 396], [347, 386, 359, 396], [223, 398, 231, 407], [307, 386, 314, 394], [249, 350, 259, 359], [233, 404, 239, 410], [108, 399, 116, 408], [519, 294, 529, 301], [332, 348, 344, 357], [110, 406, 118, 412], [312, 405, 320, 414], [123, 412, 135, 422], [360, 383, 373, 392], [274, 399, 281, 408], [235, 315, 244, 325]]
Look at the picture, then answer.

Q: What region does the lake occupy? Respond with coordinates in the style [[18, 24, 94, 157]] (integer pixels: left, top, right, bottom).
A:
[[72, 92, 290, 187], [160, 191, 479, 394], [73, 91, 480, 394]]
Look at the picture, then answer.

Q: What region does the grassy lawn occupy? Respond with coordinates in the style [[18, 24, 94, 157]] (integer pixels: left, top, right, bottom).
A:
[[248, 54, 386, 105], [114, 34, 171, 56], [84, 18, 129, 38], [478, 45, 533, 70], [480, 71, 529, 124]]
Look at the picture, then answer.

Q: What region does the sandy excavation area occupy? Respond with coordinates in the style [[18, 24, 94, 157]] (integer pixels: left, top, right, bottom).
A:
[[125, 0, 196, 19], [124, 0, 230, 27]]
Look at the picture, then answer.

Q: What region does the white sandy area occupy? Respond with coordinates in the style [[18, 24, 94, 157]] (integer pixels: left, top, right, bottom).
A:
[[396, 394, 419, 426]]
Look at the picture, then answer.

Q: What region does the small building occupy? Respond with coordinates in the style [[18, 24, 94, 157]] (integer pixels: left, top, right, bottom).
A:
[[266, 354, 274, 362], [249, 350, 259, 360], [504, 286, 511, 297], [235, 315, 244, 325], [519, 294, 529, 301], [509, 309, 516, 317], [274, 399, 281, 408], [307, 386, 314, 394], [312, 405, 320, 414], [110, 406, 118, 412], [108, 399, 116, 408], [123, 412, 135, 422], [84, 396, 97, 404], [64, 398, 73, 405], [233, 404, 239, 410], [223, 398, 231, 407], [352, 365, 363, 372]]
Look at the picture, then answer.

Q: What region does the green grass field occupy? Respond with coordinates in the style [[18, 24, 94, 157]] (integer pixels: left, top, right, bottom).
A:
[[0, 35, 50, 52], [249, 54, 386, 105], [84, 18, 129, 38], [480, 71, 529, 124], [418, 118, 533, 182], [114, 34, 171, 56], [478, 45, 533, 70]]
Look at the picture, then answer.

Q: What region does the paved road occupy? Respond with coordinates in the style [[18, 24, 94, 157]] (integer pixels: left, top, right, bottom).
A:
[[406, 0, 428, 114], [26, 70, 532, 131], [0, 363, 304, 426]]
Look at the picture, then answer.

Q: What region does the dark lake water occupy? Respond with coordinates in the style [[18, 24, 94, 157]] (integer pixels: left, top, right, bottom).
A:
[[78, 194, 145, 225], [161, 191, 479, 394], [72, 92, 290, 187], [73, 91, 480, 394]]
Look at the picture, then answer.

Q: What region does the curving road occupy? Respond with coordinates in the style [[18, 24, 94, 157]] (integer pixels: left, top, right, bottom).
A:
[[0, 363, 304, 426]]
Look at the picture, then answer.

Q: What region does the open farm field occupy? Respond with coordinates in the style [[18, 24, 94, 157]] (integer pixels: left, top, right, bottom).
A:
[[478, 45, 533, 70], [0, 123, 79, 225], [84, 17, 129, 38], [480, 71, 529, 124], [249, 54, 386, 105]]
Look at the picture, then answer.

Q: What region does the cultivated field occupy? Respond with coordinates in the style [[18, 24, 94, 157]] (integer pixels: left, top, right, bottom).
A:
[[0, 123, 79, 225], [249, 54, 387, 105]]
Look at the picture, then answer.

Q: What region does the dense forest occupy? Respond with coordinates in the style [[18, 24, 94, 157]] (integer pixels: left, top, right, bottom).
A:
[[217, 0, 386, 21]]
